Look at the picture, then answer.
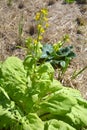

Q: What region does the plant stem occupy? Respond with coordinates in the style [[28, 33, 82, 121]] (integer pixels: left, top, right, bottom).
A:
[[71, 66, 87, 79]]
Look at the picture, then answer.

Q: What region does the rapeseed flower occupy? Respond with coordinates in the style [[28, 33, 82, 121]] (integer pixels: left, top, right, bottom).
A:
[[45, 23, 49, 28], [53, 43, 59, 51], [37, 24, 42, 30], [41, 9, 48, 15], [34, 39, 38, 45], [38, 35, 43, 40], [40, 27, 45, 33], [43, 17, 48, 21], [37, 25, 45, 33], [35, 12, 40, 21], [63, 35, 70, 42]]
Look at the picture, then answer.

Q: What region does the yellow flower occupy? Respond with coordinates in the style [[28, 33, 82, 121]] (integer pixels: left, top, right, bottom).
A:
[[34, 39, 38, 45], [63, 35, 70, 42], [53, 43, 59, 51], [66, 38, 70, 42], [37, 25, 44, 33], [37, 24, 42, 30], [40, 27, 45, 33], [45, 23, 49, 28], [41, 9, 48, 15], [58, 41, 63, 46], [43, 17, 48, 21], [38, 35, 43, 40], [35, 12, 40, 20]]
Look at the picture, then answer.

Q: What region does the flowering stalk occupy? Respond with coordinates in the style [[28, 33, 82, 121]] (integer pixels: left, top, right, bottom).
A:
[[25, 9, 49, 73], [34, 9, 49, 61]]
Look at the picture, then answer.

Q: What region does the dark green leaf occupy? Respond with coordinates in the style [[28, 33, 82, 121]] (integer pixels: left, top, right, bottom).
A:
[[57, 46, 73, 57], [41, 44, 53, 59]]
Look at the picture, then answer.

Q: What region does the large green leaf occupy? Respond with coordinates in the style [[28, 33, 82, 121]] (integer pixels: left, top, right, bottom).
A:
[[26, 113, 44, 130], [0, 57, 32, 113], [0, 56, 87, 130], [0, 86, 43, 130], [38, 86, 87, 128], [44, 119, 76, 130], [66, 106, 87, 129], [39, 88, 77, 115], [31, 63, 54, 96], [57, 46, 76, 58], [0, 86, 25, 129], [0, 86, 15, 128]]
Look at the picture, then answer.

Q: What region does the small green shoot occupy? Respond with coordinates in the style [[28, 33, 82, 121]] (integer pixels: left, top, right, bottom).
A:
[[7, 0, 12, 6], [64, 0, 75, 3], [18, 14, 24, 43], [71, 66, 87, 79], [64, 0, 87, 4]]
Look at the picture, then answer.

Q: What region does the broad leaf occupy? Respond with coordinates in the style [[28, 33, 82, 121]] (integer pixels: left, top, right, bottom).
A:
[[0, 57, 32, 113], [0, 56, 87, 130], [45, 119, 76, 130], [41, 44, 53, 59]]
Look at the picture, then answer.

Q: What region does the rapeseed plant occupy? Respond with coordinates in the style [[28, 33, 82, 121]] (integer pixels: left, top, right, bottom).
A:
[[26, 8, 49, 55], [25, 8, 49, 70]]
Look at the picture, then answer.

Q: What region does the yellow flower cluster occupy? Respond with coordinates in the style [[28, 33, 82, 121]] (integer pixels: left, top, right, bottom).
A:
[[35, 9, 48, 21], [34, 39, 38, 45], [53, 41, 63, 51], [45, 23, 49, 28], [43, 17, 48, 22], [38, 35, 43, 40], [34, 8, 49, 44], [37, 24, 45, 33], [34, 36, 43, 45], [35, 12, 40, 21], [53, 43, 59, 51], [35, 9, 49, 24], [41, 9, 48, 15], [63, 35, 70, 42]]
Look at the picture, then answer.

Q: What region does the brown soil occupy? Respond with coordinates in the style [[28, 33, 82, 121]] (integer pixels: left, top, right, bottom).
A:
[[0, 0, 87, 98]]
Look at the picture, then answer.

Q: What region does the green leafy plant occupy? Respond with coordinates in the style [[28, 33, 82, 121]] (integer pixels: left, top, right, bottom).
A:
[[0, 56, 87, 130], [39, 35, 76, 74]]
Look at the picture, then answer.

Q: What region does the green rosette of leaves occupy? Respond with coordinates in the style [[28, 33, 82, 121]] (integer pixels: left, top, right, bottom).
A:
[[0, 56, 87, 130]]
